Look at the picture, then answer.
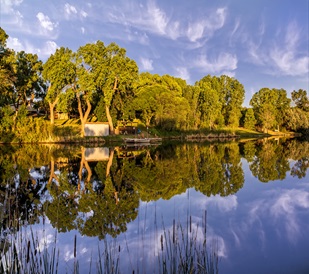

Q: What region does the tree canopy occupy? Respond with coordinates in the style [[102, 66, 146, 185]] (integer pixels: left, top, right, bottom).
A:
[[0, 27, 308, 138]]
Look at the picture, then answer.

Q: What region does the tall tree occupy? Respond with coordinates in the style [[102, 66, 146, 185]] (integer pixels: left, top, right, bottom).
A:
[[0, 28, 16, 106], [250, 88, 291, 132], [133, 73, 189, 130], [291, 89, 309, 112], [196, 75, 223, 129], [77, 41, 138, 134], [214, 75, 245, 127], [42, 47, 75, 124], [243, 108, 257, 130]]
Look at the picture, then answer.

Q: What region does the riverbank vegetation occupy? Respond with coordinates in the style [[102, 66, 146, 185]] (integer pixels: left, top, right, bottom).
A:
[[0, 27, 308, 143]]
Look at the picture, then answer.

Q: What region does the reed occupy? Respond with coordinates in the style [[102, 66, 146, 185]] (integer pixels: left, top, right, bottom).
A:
[[0, 226, 59, 274], [0, 212, 218, 274], [156, 211, 218, 274]]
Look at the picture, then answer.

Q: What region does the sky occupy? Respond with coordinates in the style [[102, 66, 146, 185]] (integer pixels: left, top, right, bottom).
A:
[[0, 0, 308, 106]]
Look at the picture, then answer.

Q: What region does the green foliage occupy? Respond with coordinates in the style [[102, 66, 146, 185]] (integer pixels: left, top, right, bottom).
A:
[[284, 107, 309, 133], [243, 108, 256, 130], [196, 75, 245, 129], [0, 27, 307, 137], [132, 74, 190, 131], [250, 140, 290, 182], [0, 107, 55, 143], [11, 51, 44, 109], [250, 88, 291, 131], [292, 89, 309, 112]]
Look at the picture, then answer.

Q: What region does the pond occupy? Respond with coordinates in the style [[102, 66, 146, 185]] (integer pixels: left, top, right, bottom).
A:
[[0, 137, 308, 274]]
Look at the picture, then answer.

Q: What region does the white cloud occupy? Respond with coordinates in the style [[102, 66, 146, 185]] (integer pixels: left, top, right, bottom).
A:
[[248, 21, 309, 76], [64, 3, 77, 16], [126, 30, 149, 45], [36, 12, 58, 32], [105, 3, 226, 44], [80, 10, 88, 18], [175, 67, 190, 82], [7, 37, 58, 58], [0, 0, 23, 13], [187, 21, 205, 42], [63, 3, 88, 20], [147, 1, 168, 35], [194, 52, 238, 74], [185, 7, 227, 43], [0, 0, 24, 27], [7, 37, 23, 51], [193, 194, 238, 212], [40, 41, 59, 57], [140, 57, 154, 71], [247, 188, 309, 244]]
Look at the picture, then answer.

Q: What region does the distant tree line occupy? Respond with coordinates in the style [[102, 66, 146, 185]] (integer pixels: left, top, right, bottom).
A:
[[0, 27, 308, 138]]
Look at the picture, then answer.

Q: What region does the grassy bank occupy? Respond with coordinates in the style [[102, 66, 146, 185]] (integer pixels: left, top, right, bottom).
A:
[[0, 116, 300, 144]]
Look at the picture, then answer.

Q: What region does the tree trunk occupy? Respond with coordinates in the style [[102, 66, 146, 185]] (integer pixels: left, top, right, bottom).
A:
[[78, 147, 92, 191], [77, 94, 92, 137], [49, 97, 59, 125], [106, 105, 114, 135], [104, 77, 118, 135], [106, 148, 114, 177]]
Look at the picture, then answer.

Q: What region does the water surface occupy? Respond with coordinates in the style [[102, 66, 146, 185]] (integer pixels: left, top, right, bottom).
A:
[[0, 138, 308, 273]]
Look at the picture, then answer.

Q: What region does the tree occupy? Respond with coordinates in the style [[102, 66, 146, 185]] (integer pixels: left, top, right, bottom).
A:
[[132, 85, 158, 126], [196, 76, 223, 129], [77, 41, 138, 134], [182, 84, 200, 130], [217, 75, 245, 127], [243, 108, 257, 130], [0, 28, 15, 106], [250, 88, 291, 131], [133, 73, 189, 130], [292, 89, 309, 112], [10, 51, 44, 113], [42, 47, 75, 124]]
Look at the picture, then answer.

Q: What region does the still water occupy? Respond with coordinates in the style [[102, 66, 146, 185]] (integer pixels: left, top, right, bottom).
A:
[[0, 137, 308, 273]]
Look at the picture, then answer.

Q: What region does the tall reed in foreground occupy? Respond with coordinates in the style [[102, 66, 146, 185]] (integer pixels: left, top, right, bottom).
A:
[[157, 211, 219, 274], [0, 225, 59, 274], [0, 211, 218, 274]]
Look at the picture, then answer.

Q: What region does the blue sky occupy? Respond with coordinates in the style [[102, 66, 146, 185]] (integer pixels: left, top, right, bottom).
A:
[[1, 0, 308, 105]]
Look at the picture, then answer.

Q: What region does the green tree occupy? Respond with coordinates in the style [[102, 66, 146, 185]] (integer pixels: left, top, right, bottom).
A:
[[218, 75, 245, 127], [291, 89, 309, 112], [77, 41, 138, 134], [0, 28, 15, 106], [250, 88, 291, 132], [133, 73, 189, 130], [250, 140, 290, 182], [11, 51, 44, 113], [243, 108, 257, 130], [42, 47, 75, 124], [182, 85, 200, 130], [196, 76, 223, 129]]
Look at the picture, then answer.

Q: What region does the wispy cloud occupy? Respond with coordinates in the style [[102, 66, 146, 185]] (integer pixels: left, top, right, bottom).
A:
[[140, 57, 154, 71], [0, 0, 24, 27], [36, 12, 58, 32], [193, 52, 238, 74], [63, 3, 88, 20], [0, 0, 23, 13], [248, 21, 309, 76], [247, 188, 309, 244], [105, 1, 226, 45], [64, 3, 77, 16], [174, 67, 190, 82], [7, 37, 58, 58]]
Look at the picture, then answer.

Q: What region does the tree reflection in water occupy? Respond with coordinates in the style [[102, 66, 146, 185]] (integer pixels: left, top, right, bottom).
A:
[[0, 138, 308, 272]]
